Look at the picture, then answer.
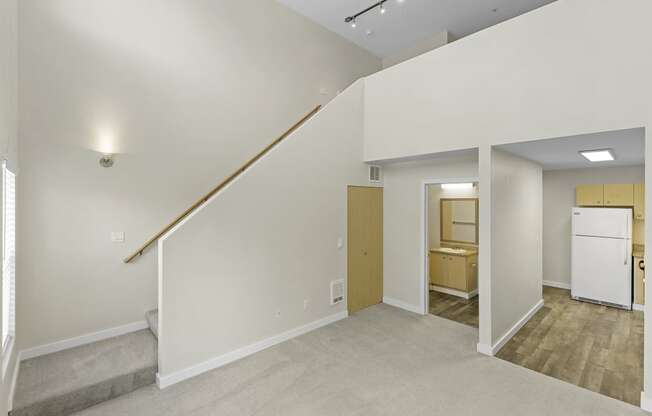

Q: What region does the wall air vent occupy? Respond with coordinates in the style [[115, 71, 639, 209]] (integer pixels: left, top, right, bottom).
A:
[[369, 165, 381, 183], [330, 279, 345, 305]]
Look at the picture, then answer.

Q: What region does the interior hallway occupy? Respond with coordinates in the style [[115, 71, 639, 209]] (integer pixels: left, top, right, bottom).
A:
[[497, 286, 644, 406], [72, 304, 644, 416]]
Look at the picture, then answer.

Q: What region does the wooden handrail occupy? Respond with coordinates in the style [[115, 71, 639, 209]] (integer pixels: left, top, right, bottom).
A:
[[124, 105, 322, 263]]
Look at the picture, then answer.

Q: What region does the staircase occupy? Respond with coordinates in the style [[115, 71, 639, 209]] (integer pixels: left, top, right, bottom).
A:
[[10, 313, 159, 416], [9, 108, 318, 415], [145, 309, 158, 339]]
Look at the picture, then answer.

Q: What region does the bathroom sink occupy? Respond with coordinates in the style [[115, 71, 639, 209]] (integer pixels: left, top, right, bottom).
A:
[[438, 247, 468, 255]]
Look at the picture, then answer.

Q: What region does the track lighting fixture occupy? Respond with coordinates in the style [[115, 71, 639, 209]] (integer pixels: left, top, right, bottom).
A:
[[345, 0, 394, 28]]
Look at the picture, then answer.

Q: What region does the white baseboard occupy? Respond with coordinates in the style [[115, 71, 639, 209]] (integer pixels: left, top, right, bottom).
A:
[[156, 310, 348, 389], [488, 299, 544, 356], [20, 320, 149, 361], [476, 343, 493, 356], [2, 336, 14, 379], [430, 285, 478, 300], [634, 303, 645, 312], [641, 392, 652, 412], [542, 280, 571, 290], [8, 350, 20, 411], [382, 297, 422, 314]]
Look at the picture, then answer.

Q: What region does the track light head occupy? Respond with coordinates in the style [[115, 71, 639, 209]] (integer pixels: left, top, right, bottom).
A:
[[344, 0, 389, 28]]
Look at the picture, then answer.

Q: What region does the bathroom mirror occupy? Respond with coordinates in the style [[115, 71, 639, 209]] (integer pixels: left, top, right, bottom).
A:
[[440, 198, 479, 245]]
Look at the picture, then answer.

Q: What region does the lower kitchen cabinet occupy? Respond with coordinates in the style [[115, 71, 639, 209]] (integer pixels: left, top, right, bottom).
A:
[[634, 256, 645, 306]]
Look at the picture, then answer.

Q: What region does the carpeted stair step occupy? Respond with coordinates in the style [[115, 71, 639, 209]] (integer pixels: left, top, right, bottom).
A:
[[10, 329, 157, 416], [145, 309, 158, 339]]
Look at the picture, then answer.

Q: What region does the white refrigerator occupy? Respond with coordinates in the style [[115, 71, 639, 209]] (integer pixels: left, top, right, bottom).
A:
[[571, 207, 632, 310]]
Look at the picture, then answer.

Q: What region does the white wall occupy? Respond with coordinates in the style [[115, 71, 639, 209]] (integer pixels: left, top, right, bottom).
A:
[[158, 82, 371, 380], [17, 0, 381, 351], [543, 165, 645, 288], [490, 149, 542, 347], [361, 0, 652, 394], [428, 184, 478, 249], [382, 31, 450, 69], [382, 152, 478, 313], [0, 0, 18, 411], [364, 0, 652, 161]]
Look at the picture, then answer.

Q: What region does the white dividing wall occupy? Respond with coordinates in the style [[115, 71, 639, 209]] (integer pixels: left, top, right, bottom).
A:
[[17, 0, 380, 351], [490, 149, 542, 349], [157, 82, 371, 382], [0, 0, 18, 412], [382, 152, 478, 314], [361, 0, 652, 397], [364, 0, 652, 161], [543, 166, 645, 288]]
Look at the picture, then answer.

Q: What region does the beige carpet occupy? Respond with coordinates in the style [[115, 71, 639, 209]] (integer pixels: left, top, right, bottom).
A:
[[73, 304, 645, 415]]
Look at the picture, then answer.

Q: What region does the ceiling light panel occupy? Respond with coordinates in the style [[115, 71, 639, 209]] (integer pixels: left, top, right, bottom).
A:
[[579, 149, 615, 162]]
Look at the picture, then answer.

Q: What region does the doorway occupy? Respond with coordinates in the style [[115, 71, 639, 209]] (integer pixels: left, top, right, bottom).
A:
[[347, 186, 383, 314], [423, 178, 480, 327], [493, 128, 645, 406]]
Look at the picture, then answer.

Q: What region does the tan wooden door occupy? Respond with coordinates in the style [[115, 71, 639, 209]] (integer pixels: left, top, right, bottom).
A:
[[348, 186, 383, 314]]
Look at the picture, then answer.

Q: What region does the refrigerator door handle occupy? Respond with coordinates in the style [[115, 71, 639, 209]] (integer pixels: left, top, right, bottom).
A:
[[624, 240, 628, 265]]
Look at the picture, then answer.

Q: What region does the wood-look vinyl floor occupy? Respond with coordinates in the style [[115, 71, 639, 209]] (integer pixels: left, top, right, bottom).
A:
[[496, 286, 644, 406], [429, 290, 479, 328]]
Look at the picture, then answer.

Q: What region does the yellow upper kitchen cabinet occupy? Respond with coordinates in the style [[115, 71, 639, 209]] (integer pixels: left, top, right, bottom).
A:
[[576, 184, 604, 206], [604, 184, 634, 206], [634, 183, 645, 220]]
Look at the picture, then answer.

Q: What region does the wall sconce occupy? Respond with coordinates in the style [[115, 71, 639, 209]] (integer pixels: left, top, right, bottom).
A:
[[99, 154, 114, 168]]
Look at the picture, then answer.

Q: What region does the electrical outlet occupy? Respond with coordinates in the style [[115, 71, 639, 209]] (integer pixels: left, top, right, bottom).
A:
[[337, 237, 343, 249], [303, 299, 310, 310], [111, 232, 125, 243], [275, 309, 281, 318]]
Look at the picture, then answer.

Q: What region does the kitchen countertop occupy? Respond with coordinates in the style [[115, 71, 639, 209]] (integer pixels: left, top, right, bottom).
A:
[[633, 244, 645, 258], [430, 247, 478, 257]]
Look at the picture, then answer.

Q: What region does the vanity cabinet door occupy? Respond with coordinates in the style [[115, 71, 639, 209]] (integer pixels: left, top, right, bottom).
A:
[[467, 255, 478, 292], [429, 253, 448, 287], [447, 256, 467, 291]]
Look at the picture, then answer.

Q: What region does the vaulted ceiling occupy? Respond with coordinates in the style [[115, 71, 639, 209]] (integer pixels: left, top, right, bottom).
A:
[[277, 0, 556, 57]]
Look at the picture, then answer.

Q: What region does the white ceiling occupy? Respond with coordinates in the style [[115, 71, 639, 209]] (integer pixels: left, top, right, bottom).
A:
[[277, 0, 556, 58], [497, 128, 645, 171]]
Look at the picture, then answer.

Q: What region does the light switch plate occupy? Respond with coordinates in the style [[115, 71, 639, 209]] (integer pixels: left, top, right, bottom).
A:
[[337, 237, 343, 249], [111, 232, 125, 243]]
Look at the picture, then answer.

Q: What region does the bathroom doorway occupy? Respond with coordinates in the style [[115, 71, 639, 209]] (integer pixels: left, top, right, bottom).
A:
[[422, 178, 479, 327]]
